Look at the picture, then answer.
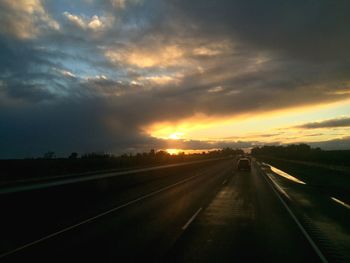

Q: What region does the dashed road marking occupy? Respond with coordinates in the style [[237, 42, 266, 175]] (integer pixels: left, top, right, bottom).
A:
[[0, 172, 204, 259], [182, 207, 202, 230]]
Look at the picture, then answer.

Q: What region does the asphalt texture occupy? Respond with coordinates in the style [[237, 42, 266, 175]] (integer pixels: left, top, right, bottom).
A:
[[166, 162, 321, 263], [0, 159, 323, 262]]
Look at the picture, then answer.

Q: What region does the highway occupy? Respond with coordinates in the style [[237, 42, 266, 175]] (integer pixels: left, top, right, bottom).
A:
[[0, 158, 324, 262]]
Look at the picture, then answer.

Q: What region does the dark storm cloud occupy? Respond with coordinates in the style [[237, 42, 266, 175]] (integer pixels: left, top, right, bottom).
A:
[[0, 39, 59, 102], [0, 98, 150, 158], [169, 0, 350, 61], [145, 61, 348, 122], [1, 0, 350, 157], [0, 95, 255, 158], [0, 82, 56, 102], [296, 117, 350, 129]]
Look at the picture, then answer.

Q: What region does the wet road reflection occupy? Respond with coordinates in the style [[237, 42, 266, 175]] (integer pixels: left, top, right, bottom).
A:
[[263, 163, 306, 184]]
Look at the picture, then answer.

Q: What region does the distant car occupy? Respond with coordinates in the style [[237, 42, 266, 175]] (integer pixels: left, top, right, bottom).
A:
[[237, 158, 251, 171]]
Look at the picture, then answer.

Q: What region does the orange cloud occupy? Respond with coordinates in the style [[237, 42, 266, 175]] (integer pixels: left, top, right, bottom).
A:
[[105, 44, 186, 68], [0, 0, 59, 39]]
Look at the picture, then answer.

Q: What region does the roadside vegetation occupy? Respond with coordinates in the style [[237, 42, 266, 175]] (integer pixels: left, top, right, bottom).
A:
[[252, 144, 350, 202], [252, 144, 350, 167], [0, 148, 243, 183]]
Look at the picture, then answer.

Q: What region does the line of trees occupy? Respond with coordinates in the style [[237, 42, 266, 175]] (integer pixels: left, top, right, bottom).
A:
[[1, 148, 244, 182], [251, 144, 350, 166], [251, 144, 318, 157], [44, 148, 244, 161]]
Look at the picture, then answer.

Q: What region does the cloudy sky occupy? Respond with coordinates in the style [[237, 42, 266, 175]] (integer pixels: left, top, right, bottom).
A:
[[1, 0, 350, 158]]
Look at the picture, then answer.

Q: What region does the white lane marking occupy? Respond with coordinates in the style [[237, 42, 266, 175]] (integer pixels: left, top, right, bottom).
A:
[[266, 173, 291, 200], [0, 172, 204, 259], [222, 179, 228, 185], [331, 197, 350, 209], [0, 157, 229, 194], [182, 207, 202, 230], [260, 169, 328, 263]]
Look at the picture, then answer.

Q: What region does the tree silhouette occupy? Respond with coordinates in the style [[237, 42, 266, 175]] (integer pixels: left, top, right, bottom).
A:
[[43, 151, 55, 159], [69, 152, 78, 159]]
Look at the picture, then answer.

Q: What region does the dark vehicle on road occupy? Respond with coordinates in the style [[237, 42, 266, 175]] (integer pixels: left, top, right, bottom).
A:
[[237, 158, 251, 171]]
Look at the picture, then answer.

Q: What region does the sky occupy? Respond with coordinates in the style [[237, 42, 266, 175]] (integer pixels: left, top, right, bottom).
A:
[[0, 0, 350, 158]]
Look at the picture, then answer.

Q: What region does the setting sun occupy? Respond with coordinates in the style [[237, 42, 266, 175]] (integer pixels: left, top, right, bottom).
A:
[[168, 132, 184, 140], [166, 149, 181, 155], [1, 1, 350, 262]]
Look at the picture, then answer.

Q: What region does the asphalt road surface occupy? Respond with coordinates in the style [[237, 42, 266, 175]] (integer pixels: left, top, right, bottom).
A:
[[0, 158, 323, 262]]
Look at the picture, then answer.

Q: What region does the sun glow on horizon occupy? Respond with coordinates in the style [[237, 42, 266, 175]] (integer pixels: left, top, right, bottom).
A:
[[168, 132, 185, 140], [146, 98, 350, 145], [166, 148, 182, 155], [165, 149, 212, 155]]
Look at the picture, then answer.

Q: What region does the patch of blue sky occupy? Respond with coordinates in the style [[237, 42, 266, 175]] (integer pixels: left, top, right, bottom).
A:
[[48, 1, 104, 20]]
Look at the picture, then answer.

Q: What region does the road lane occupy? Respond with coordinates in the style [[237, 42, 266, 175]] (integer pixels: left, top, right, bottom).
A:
[[1, 158, 329, 262], [260, 161, 350, 262], [0, 158, 232, 256], [166, 162, 322, 262], [1, 159, 233, 262]]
